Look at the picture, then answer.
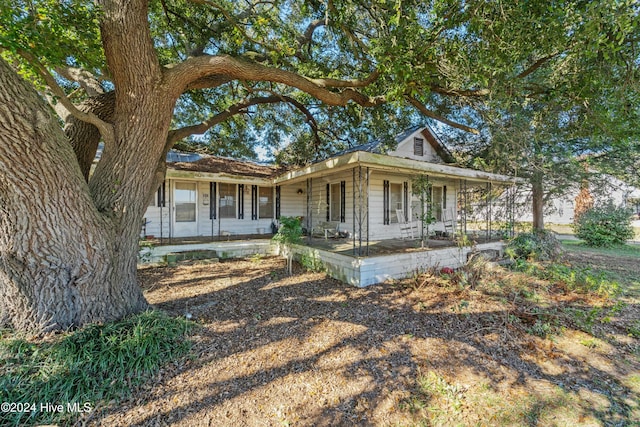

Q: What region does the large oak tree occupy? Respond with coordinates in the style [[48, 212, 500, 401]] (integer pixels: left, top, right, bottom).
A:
[[0, 0, 638, 332]]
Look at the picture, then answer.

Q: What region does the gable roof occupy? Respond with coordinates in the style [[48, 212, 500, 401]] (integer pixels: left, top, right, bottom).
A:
[[419, 127, 456, 164], [330, 124, 455, 163], [331, 125, 422, 157]]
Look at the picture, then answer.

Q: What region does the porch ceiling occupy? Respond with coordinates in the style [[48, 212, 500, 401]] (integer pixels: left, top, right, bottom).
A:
[[274, 151, 522, 186]]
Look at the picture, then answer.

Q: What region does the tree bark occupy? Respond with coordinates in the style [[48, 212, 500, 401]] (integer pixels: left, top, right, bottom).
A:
[[0, 58, 147, 332], [64, 91, 115, 181], [531, 174, 545, 231]]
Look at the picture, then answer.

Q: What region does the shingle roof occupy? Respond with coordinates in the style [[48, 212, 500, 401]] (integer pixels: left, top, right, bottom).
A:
[[169, 155, 284, 178]]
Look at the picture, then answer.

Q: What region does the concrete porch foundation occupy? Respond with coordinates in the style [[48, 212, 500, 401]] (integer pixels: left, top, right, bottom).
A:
[[140, 239, 505, 287], [289, 241, 505, 287]]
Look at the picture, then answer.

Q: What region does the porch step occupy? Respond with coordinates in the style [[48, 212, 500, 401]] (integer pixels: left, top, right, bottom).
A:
[[165, 250, 219, 265]]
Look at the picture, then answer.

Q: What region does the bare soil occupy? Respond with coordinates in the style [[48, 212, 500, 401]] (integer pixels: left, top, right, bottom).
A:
[[85, 252, 639, 426]]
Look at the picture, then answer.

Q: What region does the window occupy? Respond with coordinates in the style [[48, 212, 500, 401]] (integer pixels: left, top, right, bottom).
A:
[[330, 183, 341, 221], [330, 181, 346, 222], [432, 186, 443, 221], [175, 182, 196, 222], [413, 137, 424, 156], [259, 187, 273, 219], [219, 183, 236, 218], [384, 180, 405, 224], [390, 183, 403, 223]]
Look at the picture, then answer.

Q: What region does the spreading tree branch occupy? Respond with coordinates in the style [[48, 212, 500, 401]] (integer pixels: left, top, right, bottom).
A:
[[516, 53, 560, 79], [167, 95, 284, 144], [54, 66, 105, 97], [429, 84, 489, 97], [407, 95, 479, 134], [164, 54, 385, 107], [17, 50, 115, 146]]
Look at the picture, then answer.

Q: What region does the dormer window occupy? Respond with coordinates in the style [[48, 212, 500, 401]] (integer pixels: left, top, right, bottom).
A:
[[413, 137, 424, 156]]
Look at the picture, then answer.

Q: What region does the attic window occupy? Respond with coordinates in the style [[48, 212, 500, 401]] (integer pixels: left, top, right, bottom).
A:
[[413, 137, 424, 156]]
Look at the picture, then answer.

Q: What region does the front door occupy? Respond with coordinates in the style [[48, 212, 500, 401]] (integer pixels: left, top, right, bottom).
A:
[[173, 181, 198, 237]]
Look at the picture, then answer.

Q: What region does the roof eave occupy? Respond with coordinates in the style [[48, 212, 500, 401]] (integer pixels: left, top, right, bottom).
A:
[[274, 151, 522, 185]]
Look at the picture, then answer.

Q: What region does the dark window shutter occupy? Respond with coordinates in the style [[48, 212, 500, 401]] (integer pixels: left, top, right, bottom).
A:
[[157, 181, 166, 207], [403, 182, 408, 221], [340, 181, 346, 222], [210, 182, 217, 219], [443, 185, 447, 210], [238, 184, 244, 219], [326, 183, 330, 221], [275, 186, 281, 219], [251, 185, 258, 220], [383, 180, 390, 225]]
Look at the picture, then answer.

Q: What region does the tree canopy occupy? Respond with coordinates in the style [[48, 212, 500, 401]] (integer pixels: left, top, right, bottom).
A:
[[3, 0, 637, 164]]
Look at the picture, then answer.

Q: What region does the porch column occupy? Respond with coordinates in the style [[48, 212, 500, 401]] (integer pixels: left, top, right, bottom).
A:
[[458, 179, 468, 236], [306, 178, 312, 236], [485, 182, 493, 241], [352, 165, 369, 256], [508, 184, 517, 238]]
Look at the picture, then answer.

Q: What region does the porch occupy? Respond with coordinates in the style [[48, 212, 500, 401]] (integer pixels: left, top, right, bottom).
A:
[[139, 233, 506, 287]]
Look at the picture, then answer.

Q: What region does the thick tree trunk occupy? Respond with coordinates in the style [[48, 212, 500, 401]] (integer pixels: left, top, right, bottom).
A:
[[531, 174, 545, 231], [0, 58, 148, 332]]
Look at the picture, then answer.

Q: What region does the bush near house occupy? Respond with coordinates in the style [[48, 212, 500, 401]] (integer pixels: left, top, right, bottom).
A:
[[505, 230, 563, 261], [573, 203, 634, 247]]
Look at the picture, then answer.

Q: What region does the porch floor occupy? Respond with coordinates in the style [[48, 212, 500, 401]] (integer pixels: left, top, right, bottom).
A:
[[144, 233, 502, 258]]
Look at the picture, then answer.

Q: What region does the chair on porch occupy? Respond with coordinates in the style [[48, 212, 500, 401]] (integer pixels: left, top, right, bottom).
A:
[[312, 221, 340, 239], [396, 209, 419, 240], [442, 208, 456, 239]]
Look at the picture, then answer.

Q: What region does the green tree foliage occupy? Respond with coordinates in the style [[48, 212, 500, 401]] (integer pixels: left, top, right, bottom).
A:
[[3, 0, 637, 163], [573, 203, 634, 247]]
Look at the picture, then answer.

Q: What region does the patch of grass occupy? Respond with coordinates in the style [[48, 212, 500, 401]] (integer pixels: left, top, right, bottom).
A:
[[513, 260, 621, 298], [628, 320, 640, 339], [401, 375, 605, 426], [401, 371, 465, 422], [0, 310, 194, 426], [562, 240, 640, 258]]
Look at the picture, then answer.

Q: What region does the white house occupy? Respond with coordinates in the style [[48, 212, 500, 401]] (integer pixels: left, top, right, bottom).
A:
[[143, 125, 518, 246]]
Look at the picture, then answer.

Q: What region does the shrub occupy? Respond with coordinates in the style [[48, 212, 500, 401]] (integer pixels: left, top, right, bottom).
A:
[[573, 203, 634, 247], [272, 216, 303, 275], [505, 230, 562, 261], [300, 252, 324, 272], [0, 311, 193, 426]]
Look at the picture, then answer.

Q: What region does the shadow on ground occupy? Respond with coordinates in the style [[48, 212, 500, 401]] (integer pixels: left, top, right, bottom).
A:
[[86, 257, 639, 426]]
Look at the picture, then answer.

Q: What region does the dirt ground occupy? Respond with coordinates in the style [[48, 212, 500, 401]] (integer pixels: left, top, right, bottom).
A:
[[85, 251, 639, 426]]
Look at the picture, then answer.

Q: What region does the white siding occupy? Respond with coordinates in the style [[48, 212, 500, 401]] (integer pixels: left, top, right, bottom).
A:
[[387, 128, 441, 163], [279, 185, 306, 219], [143, 206, 170, 238], [304, 170, 354, 235], [142, 178, 276, 238], [368, 172, 458, 239]]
